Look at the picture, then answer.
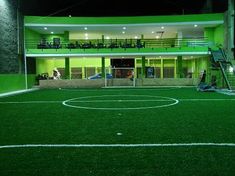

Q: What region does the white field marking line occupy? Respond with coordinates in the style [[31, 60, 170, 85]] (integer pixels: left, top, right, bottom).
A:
[[179, 99, 235, 101], [0, 88, 39, 98], [62, 95, 179, 110], [1, 143, 235, 149], [1, 99, 235, 105], [0, 101, 62, 104], [59, 87, 181, 92]]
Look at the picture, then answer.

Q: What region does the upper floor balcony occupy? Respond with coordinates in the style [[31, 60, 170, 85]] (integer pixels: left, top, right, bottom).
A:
[[25, 37, 210, 57]]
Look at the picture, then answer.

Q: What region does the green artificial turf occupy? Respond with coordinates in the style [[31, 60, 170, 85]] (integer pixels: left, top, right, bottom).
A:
[[0, 87, 235, 176]]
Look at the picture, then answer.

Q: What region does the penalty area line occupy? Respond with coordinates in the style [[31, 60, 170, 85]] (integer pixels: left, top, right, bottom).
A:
[[1, 143, 235, 149]]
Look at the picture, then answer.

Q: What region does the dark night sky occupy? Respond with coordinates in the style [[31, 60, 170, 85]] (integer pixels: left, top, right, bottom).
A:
[[20, 0, 228, 17]]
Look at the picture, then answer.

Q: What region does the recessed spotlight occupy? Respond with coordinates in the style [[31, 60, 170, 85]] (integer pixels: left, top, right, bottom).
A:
[[51, 32, 54, 34], [84, 27, 88, 30], [156, 36, 159, 39], [123, 27, 126, 30], [151, 31, 155, 34], [161, 26, 164, 29], [194, 24, 198, 27], [85, 37, 89, 40], [134, 36, 138, 39], [44, 27, 47, 30], [122, 31, 125, 34]]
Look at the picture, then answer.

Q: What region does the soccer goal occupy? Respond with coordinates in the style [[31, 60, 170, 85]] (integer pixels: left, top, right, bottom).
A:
[[105, 67, 135, 88]]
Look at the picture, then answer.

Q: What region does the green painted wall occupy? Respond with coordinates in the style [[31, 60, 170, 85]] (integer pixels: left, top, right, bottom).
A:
[[204, 25, 224, 48], [214, 24, 224, 47], [0, 74, 36, 94], [36, 57, 111, 77], [204, 27, 215, 46], [25, 28, 41, 49], [25, 13, 224, 25]]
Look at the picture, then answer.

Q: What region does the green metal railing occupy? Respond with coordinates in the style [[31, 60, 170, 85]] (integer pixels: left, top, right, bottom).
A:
[[25, 37, 209, 50]]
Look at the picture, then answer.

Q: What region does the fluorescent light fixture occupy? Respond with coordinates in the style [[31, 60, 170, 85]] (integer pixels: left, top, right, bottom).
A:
[[194, 24, 198, 27], [161, 26, 164, 29], [51, 32, 54, 34], [44, 27, 47, 30], [84, 27, 88, 30]]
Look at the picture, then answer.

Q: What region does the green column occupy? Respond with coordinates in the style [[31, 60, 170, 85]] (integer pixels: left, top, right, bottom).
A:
[[102, 35, 105, 43], [101, 57, 105, 78], [65, 57, 70, 79], [141, 34, 144, 39], [177, 56, 183, 78], [64, 31, 69, 45], [141, 56, 146, 78], [160, 59, 163, 79]]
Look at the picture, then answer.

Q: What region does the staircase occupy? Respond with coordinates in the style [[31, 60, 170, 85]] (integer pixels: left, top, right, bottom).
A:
[[210, 48, 233, 90], [227, 72, 235, 90]]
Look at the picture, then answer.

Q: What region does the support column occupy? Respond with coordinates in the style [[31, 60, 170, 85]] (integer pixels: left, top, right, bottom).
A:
[[174, 58, 177, 78], [141, 56, 146, 78], [65, 57, 70, 79], [64, 31, 69, 45], [101, 57, 105, 78], [160, 58, 163, 79], [102, 35, 105, 43], [177, 56, 183, 78]]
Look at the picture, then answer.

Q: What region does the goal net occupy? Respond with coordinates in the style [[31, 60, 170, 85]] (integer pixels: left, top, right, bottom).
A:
[[105, 67, 135, 87]]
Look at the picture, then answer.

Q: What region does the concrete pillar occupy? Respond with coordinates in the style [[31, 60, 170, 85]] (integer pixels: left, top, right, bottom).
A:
[[65, 57, 70, 79]]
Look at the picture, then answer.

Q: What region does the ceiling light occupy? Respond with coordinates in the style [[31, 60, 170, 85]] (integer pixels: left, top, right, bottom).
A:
[[161, 26, 164, 29], [106, 36, 110, 39], [85, 37, 89, 40], [51, 32, 54, 34], [44, 27, 47, 30], [84, 27, 88, 30], [151, 31, 155, 34], [69, 15, 72, 17], [122, 31, 125, 34], [155, 36, 159, 39], [134, 36, 138, 39], [85, 33, 88, 36], [194, 24, 198, 27], [123, 27, 126, 30]]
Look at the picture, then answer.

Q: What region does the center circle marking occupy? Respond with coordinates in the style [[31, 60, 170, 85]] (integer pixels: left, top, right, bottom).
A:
[[62, 95, 179, 110]]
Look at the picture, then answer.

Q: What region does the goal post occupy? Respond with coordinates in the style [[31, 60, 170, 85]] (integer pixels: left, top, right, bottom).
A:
[[105, 67, 135, 87]]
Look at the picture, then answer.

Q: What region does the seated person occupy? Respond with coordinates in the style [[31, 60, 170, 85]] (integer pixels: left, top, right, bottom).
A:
[[53, 68, 61, 80]]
